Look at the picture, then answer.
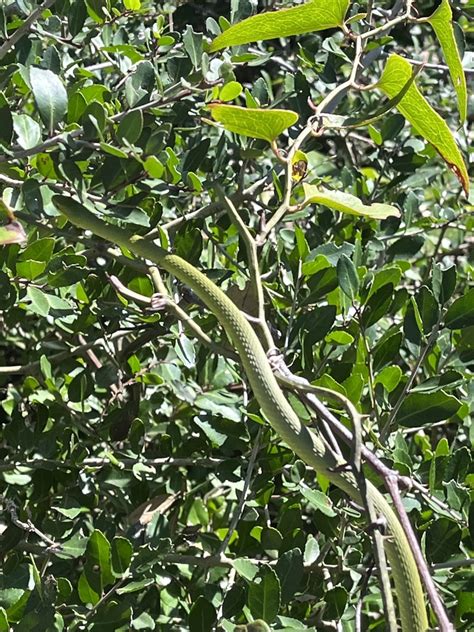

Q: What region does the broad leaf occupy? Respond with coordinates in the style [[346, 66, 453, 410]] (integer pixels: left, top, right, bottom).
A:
[[445, 289, 474, 330], [248, 567, 281, 623], [12, 113, 41, 149], [209, 0, 350, 51], [396, 391, 462, 427], [302, 183, 400, 219], [377, 55, 469, 194], [29, 67, 68, 133], [208, 104, 298, 142], [426, 0, 467, 124]]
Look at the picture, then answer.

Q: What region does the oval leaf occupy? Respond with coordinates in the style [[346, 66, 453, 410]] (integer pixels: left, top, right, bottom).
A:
[[445, 289, 474, 330], [210, 0, 350, 52], [302, 183, 400, 219], [208, 104, 298, 143], [248, 567, 280, 623], [396, 391, 461, 427], [29, 67, 68, 133], [377, 54, 469, 194], [12, 113, 41, 149], [426, 0, 467, 124]]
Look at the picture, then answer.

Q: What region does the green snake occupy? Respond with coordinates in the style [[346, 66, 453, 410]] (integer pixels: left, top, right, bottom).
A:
[[53, 195, 429, 630]]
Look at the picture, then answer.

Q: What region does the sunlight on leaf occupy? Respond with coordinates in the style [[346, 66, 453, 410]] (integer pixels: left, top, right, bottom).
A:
[[208, 104, 298, 143], [302, 183, 400, 220], [0, 221, 27, 245], [426, 0, 467, 124], [209, 0, 350, 52], [377, 55, 469, 195]]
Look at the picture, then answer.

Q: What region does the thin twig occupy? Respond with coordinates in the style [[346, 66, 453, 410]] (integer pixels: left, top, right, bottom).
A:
[[276, 370, 453, 631], [0, 456, 225, 472], [382, 315, 443, 439], [219, 190, 275, 350], [4, 498, 61, 549], [0, 0, 57, 60], [217, 428, 263, 556]]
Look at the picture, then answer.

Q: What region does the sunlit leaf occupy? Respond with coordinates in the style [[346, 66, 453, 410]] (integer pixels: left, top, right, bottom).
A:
[[396, 391, 462, 427], [208, 103, 298, 143], [29, 67, 68, 133], [302, 183, 400, 220], [377, 54, 469, 194], [0, 221, 27, 245], [426, 0, 467, 124], [209, 0, 350, 52]]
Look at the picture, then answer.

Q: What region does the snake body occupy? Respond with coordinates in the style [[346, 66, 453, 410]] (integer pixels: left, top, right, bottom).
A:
[[54, 196, 429, 630]]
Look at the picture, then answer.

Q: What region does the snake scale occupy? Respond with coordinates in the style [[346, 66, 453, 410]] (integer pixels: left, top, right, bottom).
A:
[[53, 195, 429, 630]]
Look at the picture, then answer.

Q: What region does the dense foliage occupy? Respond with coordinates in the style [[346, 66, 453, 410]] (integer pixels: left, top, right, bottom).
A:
[[0, 1, 472, 630]]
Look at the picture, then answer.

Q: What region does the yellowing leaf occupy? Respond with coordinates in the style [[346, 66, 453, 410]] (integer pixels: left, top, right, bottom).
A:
[[209, 0, 350, 52], [377, 55, 469, 195], [302, 184, 400, 220], [426, 0, 467, 124], [0, 221, 27, 245], [208, 104, 298, 143]]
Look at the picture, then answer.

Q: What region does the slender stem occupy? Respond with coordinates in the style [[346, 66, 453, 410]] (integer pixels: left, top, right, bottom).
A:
[[217, 428, 262, 556], [382, 315, 443, 439], [360, 0, 414, 40], [0, 456, 225, 472]]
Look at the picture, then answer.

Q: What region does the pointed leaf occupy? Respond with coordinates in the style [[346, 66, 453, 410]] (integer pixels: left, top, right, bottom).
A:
[[188, 596, 217, 632], [445, 289, 474, 330], [13, 113, 41, 149], [208, 104, 298, 143], [248, 567, 280, 623], [29, 67, 68, 133], [426, 0, 467, 123], [210, 0, 350, 51], [302, 183, 400, 219], [377, 54, 469, 194], [396, 391, 462, 427]]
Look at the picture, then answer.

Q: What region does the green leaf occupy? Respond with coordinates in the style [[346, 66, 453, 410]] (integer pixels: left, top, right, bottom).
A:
[[183, 25, 203, 68], [117, 110, 143, 144], [426, 0, 467, 123], [12, 113, 41, 149], [29, 67, 68, 133], [208, 104, 298, 143], [111, 537, 133, 576], [445, 289, 474, 330], [302, 183, 400, 219], [275, 549, 304, 605], [0, 607, 8, 632], [84, 530, 114, 595], [210, 0, 350, 51], [220, 81, 243, 102], [188, 596, 216, 632], [232, 558, 259, 581], [248, 567, 280, 623], [26, 286, 50, 316], [396, 391, 462, 427], [337, 254, 359, 301], [377, 54, 469, 194], [124, 0, 141, 9], [143, 155, 164, 179], [375, 366, 402, 393], [299, 485, 336, 517]]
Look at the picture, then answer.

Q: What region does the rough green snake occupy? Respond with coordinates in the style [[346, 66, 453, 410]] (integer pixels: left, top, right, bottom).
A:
[[53, 195, 429, 631]]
